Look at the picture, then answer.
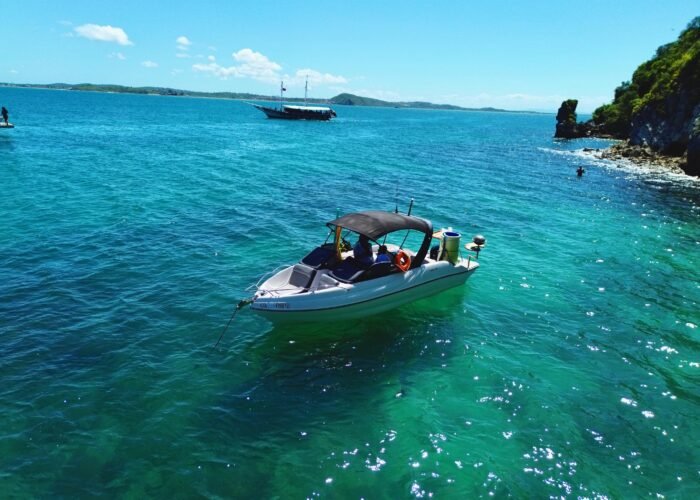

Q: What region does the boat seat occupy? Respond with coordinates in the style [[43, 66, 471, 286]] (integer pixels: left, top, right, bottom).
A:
[[301, 244, 337, 269], [328, 259, 365, 283], [358, 261, 394, 281], [288, 263, 317, 290]]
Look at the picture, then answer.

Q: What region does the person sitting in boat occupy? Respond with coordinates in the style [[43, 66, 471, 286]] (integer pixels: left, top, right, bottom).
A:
[[353, 234, 374, 267], [1, 107, 8, 125], [375, 245, 391, 263]]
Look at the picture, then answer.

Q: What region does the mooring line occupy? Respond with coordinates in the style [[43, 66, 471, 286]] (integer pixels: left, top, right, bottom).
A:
[[213, 298, 252, 349]]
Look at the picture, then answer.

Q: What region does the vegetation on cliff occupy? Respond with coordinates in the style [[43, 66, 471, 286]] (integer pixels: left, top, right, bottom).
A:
[[591, 16, 700, 138]]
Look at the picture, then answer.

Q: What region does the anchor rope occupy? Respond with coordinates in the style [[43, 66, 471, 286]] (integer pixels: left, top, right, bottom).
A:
[[213, 298, 252, 349]]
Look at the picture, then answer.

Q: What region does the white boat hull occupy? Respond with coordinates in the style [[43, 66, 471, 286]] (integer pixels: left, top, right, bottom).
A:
[[251, 259, 478, 323]]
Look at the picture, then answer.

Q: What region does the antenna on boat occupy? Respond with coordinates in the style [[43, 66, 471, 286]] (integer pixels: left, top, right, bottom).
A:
[[280, 81, 286, 106], [397, 198, 416, 250]]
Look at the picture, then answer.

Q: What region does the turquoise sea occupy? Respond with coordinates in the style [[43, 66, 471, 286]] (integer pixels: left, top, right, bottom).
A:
[[1, 87, 699, 498]]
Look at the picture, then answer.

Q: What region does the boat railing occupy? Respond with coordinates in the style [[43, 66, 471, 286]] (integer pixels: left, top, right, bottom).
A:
[[247, 264, 293, 292], [460, 247, 470, 267]]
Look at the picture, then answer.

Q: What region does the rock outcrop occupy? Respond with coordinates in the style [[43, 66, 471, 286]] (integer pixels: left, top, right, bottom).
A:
[[687, 116, 700, 176], [555, 17, 699, 176], [595, 142, 687, 174], [626, 83, 700, 175], [554, 99, 593, 138]]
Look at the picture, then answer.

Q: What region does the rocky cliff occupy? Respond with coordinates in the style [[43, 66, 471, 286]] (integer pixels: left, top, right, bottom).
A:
[[554, 100, 586, 138], [556, 17, 700, 176], [554, 99, 601, 139]]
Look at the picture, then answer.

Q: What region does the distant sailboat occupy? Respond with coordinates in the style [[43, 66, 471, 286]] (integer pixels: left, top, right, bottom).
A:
[[253, 78, 337, 121]]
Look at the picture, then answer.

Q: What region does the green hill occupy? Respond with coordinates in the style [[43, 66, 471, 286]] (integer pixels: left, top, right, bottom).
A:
[[329, 92, 512, 112], [590, 16, 699, 174], [0, 83, 537, 114], [330, 93, 395, 107]]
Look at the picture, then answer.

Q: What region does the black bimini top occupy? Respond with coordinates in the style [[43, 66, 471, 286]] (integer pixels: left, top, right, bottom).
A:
[[328, 211, 434, 269], [328, 210, 432, 240]]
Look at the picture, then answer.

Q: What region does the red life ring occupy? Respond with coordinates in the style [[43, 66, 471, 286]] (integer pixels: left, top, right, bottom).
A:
[[395, 250, 411, 272]]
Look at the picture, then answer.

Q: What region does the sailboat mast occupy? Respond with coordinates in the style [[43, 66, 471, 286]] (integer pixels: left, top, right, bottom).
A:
[[304, 76, 308, 106], [280, 81, 284, 105]]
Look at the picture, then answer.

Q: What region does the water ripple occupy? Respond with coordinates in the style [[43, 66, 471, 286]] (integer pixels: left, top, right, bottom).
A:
[[0, 88, 698, 497]]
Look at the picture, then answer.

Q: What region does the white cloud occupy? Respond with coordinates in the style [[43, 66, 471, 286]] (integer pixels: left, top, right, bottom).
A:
[[192, 47, 281, 83], [141, 60, 158, 68], [9, 69, 19, 74], [176, 36, 191, 47], [231, 48, 282, 81], [176, 36, 192, 54], [192, 62, 237, 78], [176, 53, 191, 58], [191, 48, 347, 89], [292, 69, 347, 85], [109, 52, 126, 60], [74, 24, 133, 46]]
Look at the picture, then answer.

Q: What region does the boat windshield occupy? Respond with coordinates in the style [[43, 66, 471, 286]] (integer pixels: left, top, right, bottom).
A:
[[326, 227, 424, 253]]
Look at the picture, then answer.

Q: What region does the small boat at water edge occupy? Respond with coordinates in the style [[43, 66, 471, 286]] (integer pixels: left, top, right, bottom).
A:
[[252, 78, 337, 121], [249, 209, 486, 323], [0, 123, 14, 129]]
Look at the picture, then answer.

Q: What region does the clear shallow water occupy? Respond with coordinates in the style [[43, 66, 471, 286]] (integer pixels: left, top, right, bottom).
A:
[[1, 87, 699, 497]]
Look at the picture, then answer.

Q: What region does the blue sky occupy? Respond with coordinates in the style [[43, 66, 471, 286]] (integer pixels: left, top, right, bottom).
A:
[[2, 1, 697, 112]]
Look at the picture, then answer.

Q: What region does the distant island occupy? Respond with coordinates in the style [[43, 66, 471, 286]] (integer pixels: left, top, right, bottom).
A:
[[328, 93, 525, 113], [555, 16, 699, 176], [0, 82, 537, 114]]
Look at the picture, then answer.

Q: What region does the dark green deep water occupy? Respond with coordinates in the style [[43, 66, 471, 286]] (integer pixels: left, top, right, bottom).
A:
[[1, 87, 699, 497]]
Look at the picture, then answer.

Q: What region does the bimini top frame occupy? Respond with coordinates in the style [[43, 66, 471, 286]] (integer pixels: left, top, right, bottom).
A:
[[327, 210, 433, 269]]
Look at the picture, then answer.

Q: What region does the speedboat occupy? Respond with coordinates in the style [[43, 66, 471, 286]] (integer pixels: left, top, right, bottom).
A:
[[250, 210, 485, 323]]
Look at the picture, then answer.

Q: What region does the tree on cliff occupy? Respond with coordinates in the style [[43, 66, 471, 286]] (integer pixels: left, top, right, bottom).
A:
[[591, 16, 700, 144]]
